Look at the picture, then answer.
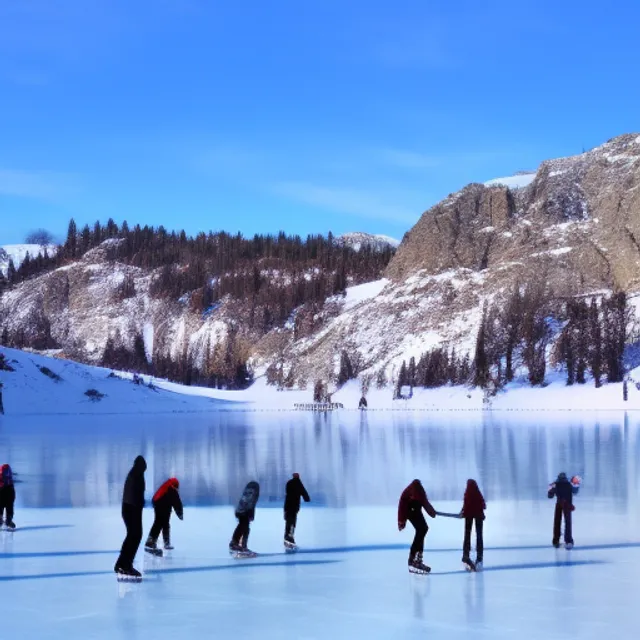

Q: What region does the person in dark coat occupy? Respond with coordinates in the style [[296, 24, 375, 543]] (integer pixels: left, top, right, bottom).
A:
[[115, 455, 147, 577], [398, 479, 436, 573], [0, 464, 16, 529], [461, 479, 486, 569], [229, 481, 260, 552], [284, 473, 310, 545], [145, 478, 183, 551], [548, 472, 580, 548]]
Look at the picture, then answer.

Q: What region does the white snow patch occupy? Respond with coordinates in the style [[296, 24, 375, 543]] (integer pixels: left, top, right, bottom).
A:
[[341, 279, 389, 311], [530, 247, 573, 258], [0, 244, 57, 275], [484, 173, 536, 189]]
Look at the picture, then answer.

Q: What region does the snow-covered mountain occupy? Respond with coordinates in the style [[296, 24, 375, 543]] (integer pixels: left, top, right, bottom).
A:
[[0, 244, 58, 275], [1, 134, 640, 391], [336, 232, 400, 252]]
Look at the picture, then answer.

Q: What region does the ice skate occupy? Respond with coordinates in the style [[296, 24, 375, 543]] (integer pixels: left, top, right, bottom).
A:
[[144, 537, 163, 556], [475, 560, 483, 571], [565, 542, 574, 550], [163, 540, 174, 551], [408, 552, 430, 575], [284, 533, 298, 552], [462, 555, 476, 572]]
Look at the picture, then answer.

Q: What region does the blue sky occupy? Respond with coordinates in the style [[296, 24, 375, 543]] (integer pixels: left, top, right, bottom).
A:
[[1, 0, 639, 244]]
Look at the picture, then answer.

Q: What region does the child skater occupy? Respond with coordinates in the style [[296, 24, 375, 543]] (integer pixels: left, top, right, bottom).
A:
[[398, 479, 436, 574], [145, 478, 183, 553], [548, 472, 580, 549], [461, 479, 486, 571], [284, 472, 310, 549], [0, 464, 16, 530], [229, 480, 260, 555]]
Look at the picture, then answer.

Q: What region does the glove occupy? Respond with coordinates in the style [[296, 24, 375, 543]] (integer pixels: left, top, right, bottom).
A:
[[398, 522, 405, 532], [178, 514, 184, 521], [571, 475, 582, 486]]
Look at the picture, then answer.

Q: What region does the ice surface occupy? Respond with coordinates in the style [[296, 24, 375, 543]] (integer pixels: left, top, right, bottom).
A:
[[0, 411, 639, 638]]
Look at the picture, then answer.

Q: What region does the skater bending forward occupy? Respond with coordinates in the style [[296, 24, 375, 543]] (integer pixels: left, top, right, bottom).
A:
[[230, 481, 260, 553], [0, 464, 16, 529], [461, 479, 486, 570], [398, 479, 436, 574], [284, 473, 310, 547], [548, 472, 580, 548], [145, 478, 183, 551], [115, 455, 146, 579]]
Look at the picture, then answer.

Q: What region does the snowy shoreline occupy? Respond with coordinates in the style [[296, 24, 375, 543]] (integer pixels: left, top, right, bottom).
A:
[[2, 346, 640, 416]]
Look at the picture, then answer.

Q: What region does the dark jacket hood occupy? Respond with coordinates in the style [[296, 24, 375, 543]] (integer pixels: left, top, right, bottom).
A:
[[133, 456, 147, 473]]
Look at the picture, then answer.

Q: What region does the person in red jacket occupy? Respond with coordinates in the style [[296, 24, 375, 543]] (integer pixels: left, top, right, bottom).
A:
[[145, 478, 183, 552], [461, 479, 486, 571], [398, 479, 437, 574]]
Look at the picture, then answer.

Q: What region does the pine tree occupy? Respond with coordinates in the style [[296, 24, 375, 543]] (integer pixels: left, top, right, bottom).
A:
[[337, 350, 354, 387], [65, 218, 78, 258], [473, 307, 489, 388], [589, 297, 603, 387]]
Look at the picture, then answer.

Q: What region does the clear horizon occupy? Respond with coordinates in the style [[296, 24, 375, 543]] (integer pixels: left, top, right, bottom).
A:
[[1, 0, 639, 244]]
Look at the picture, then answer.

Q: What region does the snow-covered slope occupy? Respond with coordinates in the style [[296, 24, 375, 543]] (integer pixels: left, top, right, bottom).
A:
[[0, 346, 238, 415], [0, 244, 57, 275], [336, 232, 400, 252]]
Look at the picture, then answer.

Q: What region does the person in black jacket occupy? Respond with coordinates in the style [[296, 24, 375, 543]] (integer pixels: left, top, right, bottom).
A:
[[284, 473, 310, 546], [548, 472, 580, 548], [115, 455, 146, 578], [145, 478, 183, 551], [229, 481, 260, 552], [0, 464, 16, 529]]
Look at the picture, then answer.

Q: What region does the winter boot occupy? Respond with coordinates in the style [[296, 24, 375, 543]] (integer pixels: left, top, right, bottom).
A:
[[229, 541, 242, 553], [284, 533, 296, 545], [5, 520, 15, 530]]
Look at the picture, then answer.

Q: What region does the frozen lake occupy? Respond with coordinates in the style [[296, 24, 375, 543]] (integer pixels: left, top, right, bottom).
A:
[[1, 411, 639, 639]]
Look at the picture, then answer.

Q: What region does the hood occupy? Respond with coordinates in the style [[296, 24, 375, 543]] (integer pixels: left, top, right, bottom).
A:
[[466, 479, 479, 492], [133, 456, 147, 473], [169, 477, 179, 489], [557, 472, 568, 482]]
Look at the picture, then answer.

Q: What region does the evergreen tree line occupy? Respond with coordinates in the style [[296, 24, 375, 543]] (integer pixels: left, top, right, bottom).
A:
[[472, 287, 630, 389], [1, 218, 393, 299], [394, 348, 472, 397], [99, 324, 253, 390]]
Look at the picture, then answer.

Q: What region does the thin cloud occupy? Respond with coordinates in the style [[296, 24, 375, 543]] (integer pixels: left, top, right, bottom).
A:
[[271, 181, 420, 224], [0, 169, 80, 201], [377, 149, 442, 170]]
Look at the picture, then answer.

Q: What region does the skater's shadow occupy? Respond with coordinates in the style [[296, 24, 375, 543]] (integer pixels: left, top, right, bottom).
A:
[[7, 525, 74, 533], [0, 559, 341, 582], [428, 542, 640, 554], [296, 544, 408, 555], [432, 559, 607, 576], [0, 550, 118, 560]]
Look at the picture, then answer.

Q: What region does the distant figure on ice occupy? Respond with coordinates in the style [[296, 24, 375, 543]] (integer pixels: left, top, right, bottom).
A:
[[0, 464, 16, 529], [115, 455, 147, 580], [284, 473, 310, 549], [398, 479, 436, 574], [460, 479, 486, 571], [145, 478, 183, 553], [0, 381, 4, 415], [358, 396, 368, 410], [229, 481, 260, 555], [548, 472, 580, 549]]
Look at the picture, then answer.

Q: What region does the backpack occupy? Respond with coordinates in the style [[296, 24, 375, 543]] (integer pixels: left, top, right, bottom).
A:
[[0, 464, 13, 488]]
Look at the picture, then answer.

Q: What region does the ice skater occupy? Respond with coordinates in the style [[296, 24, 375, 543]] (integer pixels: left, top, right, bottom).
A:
[[284, 472, 310, 549], [229, 480, 260, 556], [145, 478, 183, 553], [398, 479, 436, 574], [461, 479, 486, 571], [0, 464, 16, 530], [115, 455, 147, 580], [548, 472, 580, 549]]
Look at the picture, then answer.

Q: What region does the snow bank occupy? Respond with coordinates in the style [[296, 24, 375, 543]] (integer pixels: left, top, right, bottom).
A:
[[0, 244, 57, 275]]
